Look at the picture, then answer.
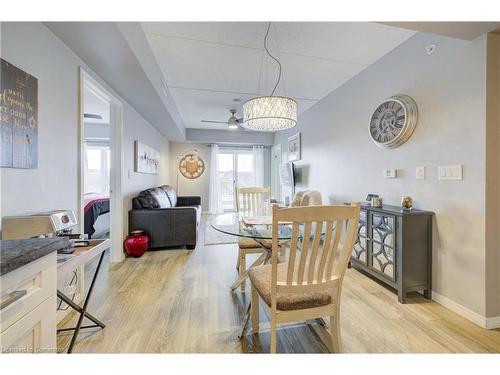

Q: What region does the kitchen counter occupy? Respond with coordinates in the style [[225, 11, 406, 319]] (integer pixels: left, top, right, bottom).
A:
[[0, 238, 70, 276]]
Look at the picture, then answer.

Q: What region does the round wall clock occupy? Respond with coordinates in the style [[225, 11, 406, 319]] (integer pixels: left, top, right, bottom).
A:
[[179, 153, 205, 179], [369, 95, 418, 149]]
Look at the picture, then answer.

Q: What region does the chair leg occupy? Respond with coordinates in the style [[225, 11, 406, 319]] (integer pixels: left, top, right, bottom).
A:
[[251, 285, 259, 334], [270, 316, 277, 353], [330, 308, 342, 353], [240, 250, 246, 292]]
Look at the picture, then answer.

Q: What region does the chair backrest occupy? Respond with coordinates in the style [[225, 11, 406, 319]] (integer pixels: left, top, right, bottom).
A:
[[271, 203, 360, 297], [236, 187, 271, 217]]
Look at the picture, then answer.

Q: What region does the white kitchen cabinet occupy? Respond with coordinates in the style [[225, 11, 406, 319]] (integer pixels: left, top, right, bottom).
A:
[[0, 252, 57, 353], [0, 295, 56, 353]]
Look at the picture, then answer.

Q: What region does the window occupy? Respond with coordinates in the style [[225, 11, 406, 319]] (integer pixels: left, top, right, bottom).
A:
[[84, 142, 110, 195]]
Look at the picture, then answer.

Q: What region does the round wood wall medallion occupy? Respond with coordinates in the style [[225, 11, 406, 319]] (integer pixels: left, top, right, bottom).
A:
[[179, 154, 205, 179], [369, 95, 418, 149]]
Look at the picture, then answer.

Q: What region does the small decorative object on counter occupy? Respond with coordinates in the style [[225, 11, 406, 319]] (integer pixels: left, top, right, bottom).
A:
[[371, 196, 383, 208], [401, 196, 413, 210], [124, 230, 150, 258]]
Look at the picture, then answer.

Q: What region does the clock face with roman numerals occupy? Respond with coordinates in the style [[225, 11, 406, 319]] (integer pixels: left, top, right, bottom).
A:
[[370, 101, 405, 143], [369, 95, 418, 149]]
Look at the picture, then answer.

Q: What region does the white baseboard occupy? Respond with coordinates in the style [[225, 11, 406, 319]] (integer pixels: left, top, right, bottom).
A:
[[485, 316, 500, 329], [431, 291, 500, 329]]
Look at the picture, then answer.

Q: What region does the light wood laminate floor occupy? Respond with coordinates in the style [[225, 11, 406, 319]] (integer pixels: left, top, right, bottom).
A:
[[57, 222, 500, 353]]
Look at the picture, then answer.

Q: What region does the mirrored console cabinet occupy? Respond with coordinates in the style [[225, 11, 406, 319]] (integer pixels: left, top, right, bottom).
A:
[[350, 203, 434, 303]]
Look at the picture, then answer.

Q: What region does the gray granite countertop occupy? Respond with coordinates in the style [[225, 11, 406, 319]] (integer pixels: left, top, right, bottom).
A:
[[0, 238, 71, 276]]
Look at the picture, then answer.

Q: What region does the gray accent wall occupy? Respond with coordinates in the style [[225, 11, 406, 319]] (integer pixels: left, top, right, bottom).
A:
[[0, 22, 170, 239], [275, 32, 489, 318], [485, 33, 500, 319]]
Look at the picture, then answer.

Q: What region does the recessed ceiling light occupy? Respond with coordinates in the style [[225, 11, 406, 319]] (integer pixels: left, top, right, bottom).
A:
[[425, 44, 437, 55]]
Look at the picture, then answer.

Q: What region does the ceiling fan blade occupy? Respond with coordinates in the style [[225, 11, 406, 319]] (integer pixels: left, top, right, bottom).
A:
[[84, 113, 103, 120], [201, 120, 228, 124]]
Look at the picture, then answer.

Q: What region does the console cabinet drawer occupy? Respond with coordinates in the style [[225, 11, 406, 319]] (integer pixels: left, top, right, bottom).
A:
[[1, 252, 57, 332]]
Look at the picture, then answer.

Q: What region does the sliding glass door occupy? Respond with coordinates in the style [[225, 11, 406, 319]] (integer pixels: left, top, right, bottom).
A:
[[217, 152, 235, 211], [217, 149, 256, 211]]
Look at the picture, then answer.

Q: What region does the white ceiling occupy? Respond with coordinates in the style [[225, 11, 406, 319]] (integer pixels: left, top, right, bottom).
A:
[[142, 22, 415, 130], [379, 22, 500, 41]]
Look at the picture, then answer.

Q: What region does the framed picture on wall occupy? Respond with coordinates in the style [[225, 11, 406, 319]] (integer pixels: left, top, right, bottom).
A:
[[134, 140, 160, 174], [287, 132, 301, 162], [0, 58, 38, 169]]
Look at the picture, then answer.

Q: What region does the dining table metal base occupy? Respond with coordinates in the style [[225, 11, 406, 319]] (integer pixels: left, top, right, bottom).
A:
[[230, 252, 267, 292]]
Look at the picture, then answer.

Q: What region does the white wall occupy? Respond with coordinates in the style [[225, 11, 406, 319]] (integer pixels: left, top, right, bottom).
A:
[[169, 141, 271, 211], [0, 22, 169, 240], [169, 142, 211, 211], [84, 122, 110, 140], [122, 104, 170, 236], [275, 32, 488, 317]]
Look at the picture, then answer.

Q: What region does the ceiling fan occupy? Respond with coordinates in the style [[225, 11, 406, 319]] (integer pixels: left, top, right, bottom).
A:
[[201, 109, 242, 129], [83, 113, 103, 120]]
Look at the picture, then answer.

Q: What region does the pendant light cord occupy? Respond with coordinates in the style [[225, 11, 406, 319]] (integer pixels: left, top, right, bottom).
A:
[[264, 22, 282, 96]]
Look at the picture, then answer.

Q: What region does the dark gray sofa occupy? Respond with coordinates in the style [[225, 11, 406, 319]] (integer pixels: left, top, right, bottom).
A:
[[129, 185, 201, 250]]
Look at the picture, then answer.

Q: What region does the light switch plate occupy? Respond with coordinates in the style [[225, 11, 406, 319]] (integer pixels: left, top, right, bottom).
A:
[[438, 165, 463, 180], [383, 169, 397, 178], [416, 166, 425, 179]]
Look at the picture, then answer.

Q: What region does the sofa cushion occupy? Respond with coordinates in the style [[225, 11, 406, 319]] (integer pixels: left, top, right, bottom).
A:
[[160, 185, 178, 207], [136, 187, 172, 209]]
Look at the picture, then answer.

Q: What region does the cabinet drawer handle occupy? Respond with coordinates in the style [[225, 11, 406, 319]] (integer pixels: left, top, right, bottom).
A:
[[0, 290, 27, 310]]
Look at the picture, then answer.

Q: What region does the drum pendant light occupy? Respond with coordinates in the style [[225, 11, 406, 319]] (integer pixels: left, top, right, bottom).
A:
[[242, 22, 297, 132]]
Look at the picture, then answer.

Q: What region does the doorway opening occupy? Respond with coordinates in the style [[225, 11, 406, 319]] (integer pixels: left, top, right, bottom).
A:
[[79, 69, 124, 263], [83, 83, 110, 240]]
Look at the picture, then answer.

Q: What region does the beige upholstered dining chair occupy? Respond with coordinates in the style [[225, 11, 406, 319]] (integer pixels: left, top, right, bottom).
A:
[[235, 187, 271, 291], [290, 190, 323, 207], [248, 203, 360, 353]]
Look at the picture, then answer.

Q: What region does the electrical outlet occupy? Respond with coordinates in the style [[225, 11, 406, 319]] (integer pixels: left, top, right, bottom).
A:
[[383, 169, 397, 178], [416, 166, 425, 179]]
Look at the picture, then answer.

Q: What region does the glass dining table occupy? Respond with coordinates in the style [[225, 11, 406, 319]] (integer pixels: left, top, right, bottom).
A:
[[211, 216, 294, 339], [211, 216, 293, 291]]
